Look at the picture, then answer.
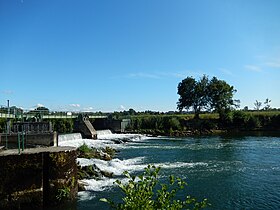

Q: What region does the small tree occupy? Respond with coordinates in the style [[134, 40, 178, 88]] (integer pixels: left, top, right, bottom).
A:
[[263, 98, 271, 110], [254, 100, 262, 111]]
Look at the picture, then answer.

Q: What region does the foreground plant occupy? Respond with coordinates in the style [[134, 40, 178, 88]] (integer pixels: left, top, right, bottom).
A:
[[100, 165, 209, 210]]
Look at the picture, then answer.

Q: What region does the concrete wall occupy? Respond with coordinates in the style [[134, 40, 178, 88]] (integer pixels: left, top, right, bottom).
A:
[[74, 116, 97, 139], [0, 147, 77, 209], [0, 132, 57, 148], [92, 118, 131, 133]]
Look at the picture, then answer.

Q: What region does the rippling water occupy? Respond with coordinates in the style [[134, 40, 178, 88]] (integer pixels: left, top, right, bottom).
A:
[[60, 133, 280, 210]]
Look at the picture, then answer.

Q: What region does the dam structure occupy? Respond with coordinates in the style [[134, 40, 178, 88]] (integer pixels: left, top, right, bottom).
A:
[[0, 108, 131, 208]]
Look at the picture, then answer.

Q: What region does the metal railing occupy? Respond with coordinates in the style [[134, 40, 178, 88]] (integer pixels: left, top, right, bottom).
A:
[[0, 112, 107, 119]]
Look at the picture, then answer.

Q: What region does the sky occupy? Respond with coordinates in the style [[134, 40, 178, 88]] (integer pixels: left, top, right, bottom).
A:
[[1, 0, 280, 112]]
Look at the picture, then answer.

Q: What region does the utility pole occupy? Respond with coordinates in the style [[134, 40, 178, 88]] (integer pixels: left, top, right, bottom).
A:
[[7, 100, 10, 134]]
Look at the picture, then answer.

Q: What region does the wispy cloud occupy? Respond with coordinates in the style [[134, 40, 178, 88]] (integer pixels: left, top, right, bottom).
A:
[[244, 65, 262, 72], [219, 68, 234, 76], [127, 72, 160, 79], [123, 70, 201, 80], [29, 103, 44, 110], [119, 105, 126, 111], [265, 61, 280, 68], [83, 107, 94, 112], [1, 90, 14, 95], [69, 104, 80, 108], [157, 71, 200, 79]]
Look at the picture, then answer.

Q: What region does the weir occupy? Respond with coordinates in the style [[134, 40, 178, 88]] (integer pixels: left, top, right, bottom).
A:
[[96, 129, 113, 136], [58, 133, 82, 142]]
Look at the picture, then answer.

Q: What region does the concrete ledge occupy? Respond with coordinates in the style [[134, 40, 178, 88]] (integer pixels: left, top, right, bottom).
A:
[[0, 132, 57, 148], [0, 146, 77, 209]]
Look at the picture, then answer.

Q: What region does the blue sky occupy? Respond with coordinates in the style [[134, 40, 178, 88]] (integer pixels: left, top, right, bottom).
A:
[[1, 0, 280, 112]]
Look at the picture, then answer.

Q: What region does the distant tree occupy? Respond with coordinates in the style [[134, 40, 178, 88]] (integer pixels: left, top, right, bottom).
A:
[[177, 75, 236, 119], [128, 108, 137, 115], [243, 106, 249, 111], [263, 98, 271, 110], [254, 100, 262, 111], [177, 75, 209, 119], [35, 106, 49, 113], [208, 77, 236, 119]]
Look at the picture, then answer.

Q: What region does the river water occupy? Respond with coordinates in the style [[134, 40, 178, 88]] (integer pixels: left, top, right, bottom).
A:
[[59, 132, 280, 210]]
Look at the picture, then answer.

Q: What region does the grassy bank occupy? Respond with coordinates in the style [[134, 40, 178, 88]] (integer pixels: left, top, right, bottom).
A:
[[126, 111, 280, 136]]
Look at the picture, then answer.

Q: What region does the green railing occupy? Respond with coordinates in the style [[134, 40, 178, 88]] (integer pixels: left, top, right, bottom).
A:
[[0, 112, 107, 119]]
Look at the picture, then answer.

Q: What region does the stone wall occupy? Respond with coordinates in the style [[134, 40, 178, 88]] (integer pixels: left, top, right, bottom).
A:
[[0, 147, 77, 209]]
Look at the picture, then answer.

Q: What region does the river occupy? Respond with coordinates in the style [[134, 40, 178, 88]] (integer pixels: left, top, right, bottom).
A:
[[59, 132, 280, 209]]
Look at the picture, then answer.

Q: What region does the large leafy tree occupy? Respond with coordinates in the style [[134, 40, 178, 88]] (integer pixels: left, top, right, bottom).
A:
[[208, 77, 236, 119], [177, 75, 236, 119], [177, 75, 209, 119]]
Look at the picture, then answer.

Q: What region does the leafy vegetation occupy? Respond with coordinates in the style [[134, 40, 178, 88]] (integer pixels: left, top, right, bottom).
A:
[[78, 143, 115, 160], [0, 118, 7, 133], [48, 118, 74, 133], [101, 165, 209, 210], [177, 75, 236, 119], [56, 187, 70, 201], [126, 110, 280, 136]]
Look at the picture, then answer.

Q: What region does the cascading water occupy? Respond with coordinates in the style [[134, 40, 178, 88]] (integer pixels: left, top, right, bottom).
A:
[[96, 129, 112, 135], [58, 133, 82, 142], [57, 132, 153, 208]]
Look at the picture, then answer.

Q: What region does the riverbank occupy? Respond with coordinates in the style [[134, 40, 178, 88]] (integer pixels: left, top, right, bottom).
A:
[[127, 128, 280, 138], [125, 111, 280, 137]]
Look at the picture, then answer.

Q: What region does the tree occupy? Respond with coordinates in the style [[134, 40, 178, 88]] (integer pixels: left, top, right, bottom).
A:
[[128, 108, 137, 116], [208, 77, 236, 119], [263, 98, 271, 110], [254, 100, 262, 111], [177, 75, 236, 119], [177, 75, 209, 119], [34, 106, 50, 114]]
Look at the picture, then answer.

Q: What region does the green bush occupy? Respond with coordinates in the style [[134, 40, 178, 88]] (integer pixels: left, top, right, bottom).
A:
[[50, 119, 74, 133], [56, 187, 70, 201], [101, 165, 209, 210], [269, 114, 280, 129], [0, 119, 6, 133], [245, 115, 261, 129]]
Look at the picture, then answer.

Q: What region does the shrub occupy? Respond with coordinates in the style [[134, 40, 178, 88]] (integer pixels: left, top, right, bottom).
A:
[[169, 117, 181, 130], [245, 115, 261, 129], [101, 165, 209, 210]]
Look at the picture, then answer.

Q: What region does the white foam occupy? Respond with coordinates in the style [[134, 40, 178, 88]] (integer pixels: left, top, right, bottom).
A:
[[82, 177, 132, 191], [78, 157, 146, 175], [58, 133, 149, 151], [80, 160, 208, 192], [156, 161, 208, 169], [78, 191, 96, 201], [96, 129, 113, 135], [97, 132, 149, 142], [58, 138, 115, 148], [58, 133, 82, 142]]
